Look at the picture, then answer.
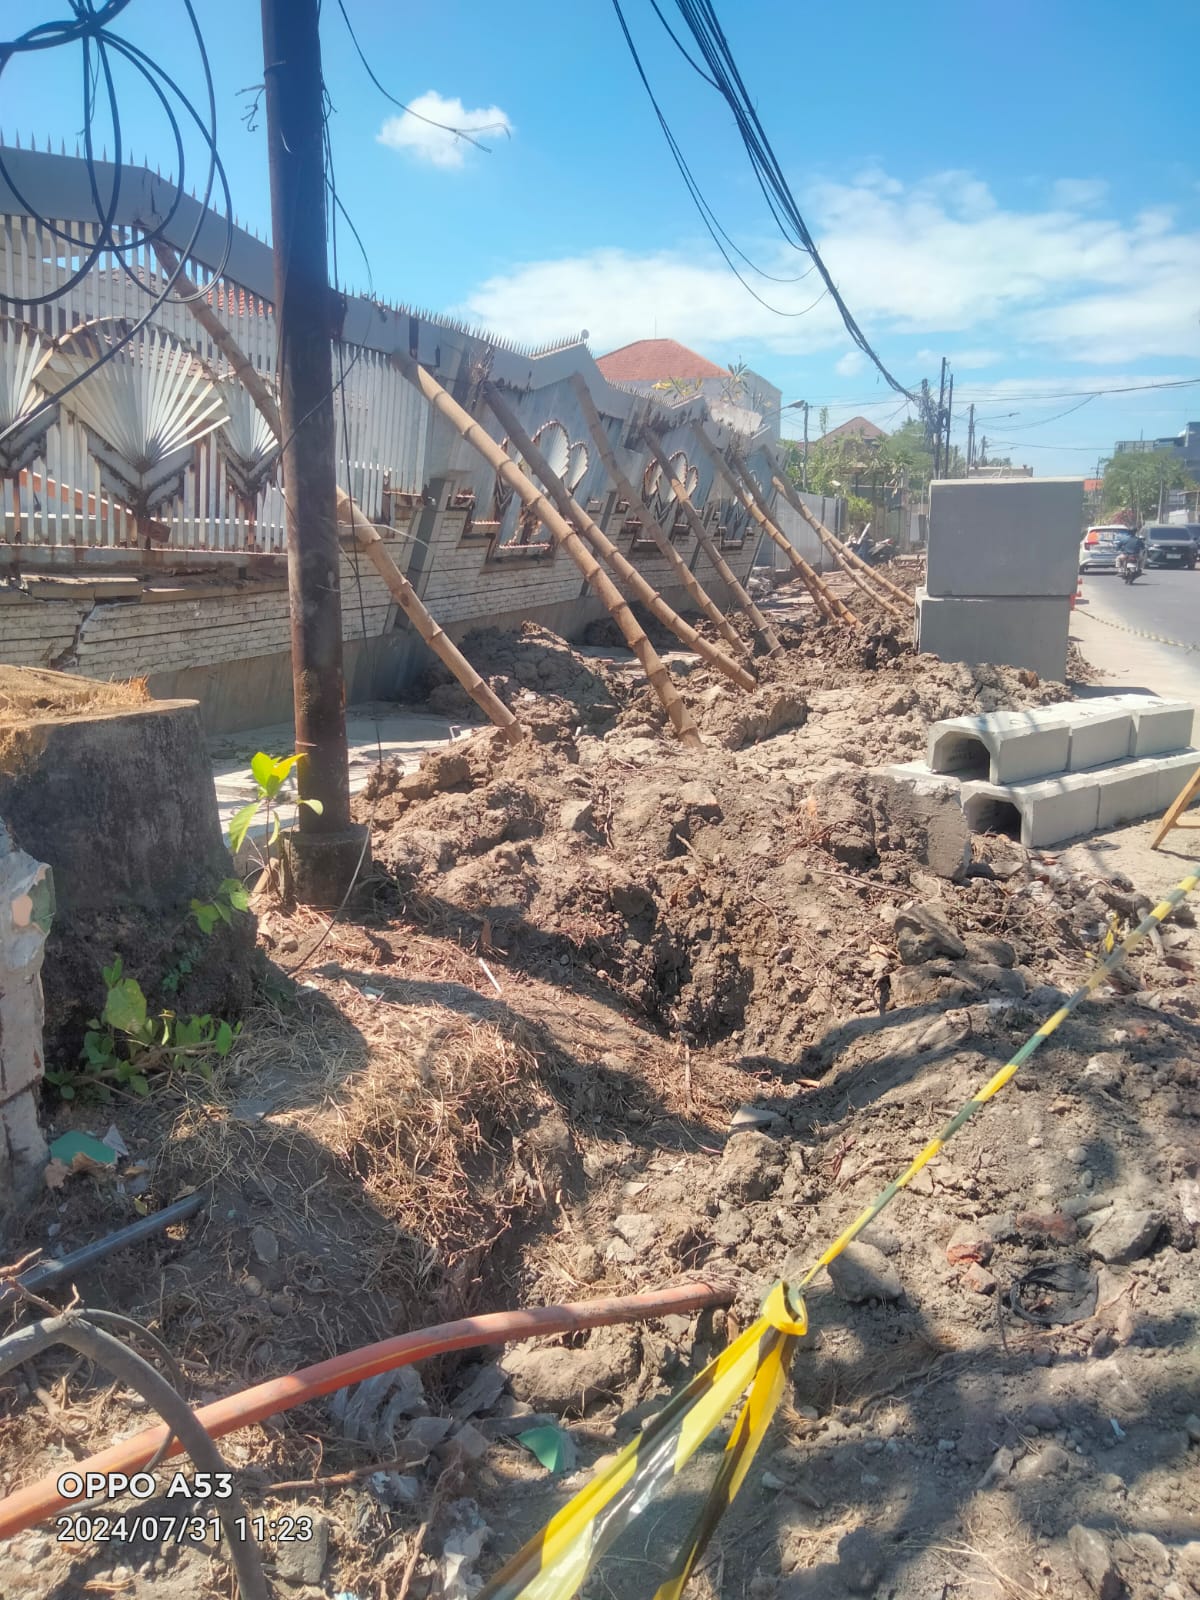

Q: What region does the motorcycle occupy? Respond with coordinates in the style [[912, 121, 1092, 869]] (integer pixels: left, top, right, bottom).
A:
[[1116, 550, 1142, 585], [849, 534, 898, 567]]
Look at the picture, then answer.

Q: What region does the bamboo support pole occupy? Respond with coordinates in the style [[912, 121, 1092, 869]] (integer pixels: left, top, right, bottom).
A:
[[639, 429, 782, 657], [568, 375, 749, 661], [765, 452, 913, 613], [695, 428, 853, 627], [486, 385, 755, 695], [769, 472, 906, 621], [725, 447, 861, 628], [153, 241, 524, 744], [391, 353, 702, 749]]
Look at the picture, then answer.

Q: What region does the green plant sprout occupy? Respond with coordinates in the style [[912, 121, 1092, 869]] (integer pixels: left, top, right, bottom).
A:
[[228, 752, 324, 863]]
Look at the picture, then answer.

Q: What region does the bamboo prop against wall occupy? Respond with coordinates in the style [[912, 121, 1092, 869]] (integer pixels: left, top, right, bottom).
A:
[[724, 446, 861, 628], [769, 470, 908, 624], [764, 448, 913, 616], [695, 428, 856, 628], [485, 386, 756, 695], [639, 428, 782, 657], [568, 376, 749, 661], [392, 353, 703, 750], [155, 242, 524, 744]]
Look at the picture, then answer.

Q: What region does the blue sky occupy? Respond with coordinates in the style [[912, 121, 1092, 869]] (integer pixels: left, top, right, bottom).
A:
[[4, 0, 1198, 472]]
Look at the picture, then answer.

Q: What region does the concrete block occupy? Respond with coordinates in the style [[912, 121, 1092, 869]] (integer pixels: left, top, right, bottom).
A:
[[962, 773, 1100, 849], [927, 710, 1072, 784], [1154, 751, 1200, 811], [1128, 700, 1194, 758], [1095, 759, 1168, 830], [1068, 711, 1136, 772], [926, 477, 1085, 598], [916, 590, 1070, 683]]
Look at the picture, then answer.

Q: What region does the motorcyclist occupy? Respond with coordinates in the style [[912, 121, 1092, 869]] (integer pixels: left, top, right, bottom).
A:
[[1115, 528, 1145, 576]]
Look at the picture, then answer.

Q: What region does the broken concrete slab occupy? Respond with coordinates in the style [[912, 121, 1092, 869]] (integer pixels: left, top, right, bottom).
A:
[[867, 763, 971, 879]]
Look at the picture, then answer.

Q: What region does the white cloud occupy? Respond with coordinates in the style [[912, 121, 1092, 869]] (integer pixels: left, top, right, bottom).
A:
[[1051, 178, 1109, 208], [834, 351, 866, 377], [377, 90, 512, 170], [461, 169, 1200, 367], [915, 348, 1003, 370]]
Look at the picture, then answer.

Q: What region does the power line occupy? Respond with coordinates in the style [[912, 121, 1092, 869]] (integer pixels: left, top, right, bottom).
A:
[[656, 0, 917, 401], [0, 0, 234, 448], [609, 0, 823, 303]]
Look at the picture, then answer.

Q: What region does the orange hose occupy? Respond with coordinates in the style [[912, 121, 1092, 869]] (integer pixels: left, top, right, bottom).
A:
[[0, 1280, 732, 1538]]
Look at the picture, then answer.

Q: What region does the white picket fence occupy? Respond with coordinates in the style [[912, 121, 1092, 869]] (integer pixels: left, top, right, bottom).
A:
[[0, 213, 429, 549]]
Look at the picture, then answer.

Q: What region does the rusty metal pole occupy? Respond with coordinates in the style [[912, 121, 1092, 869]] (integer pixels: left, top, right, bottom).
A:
[[260, 0, 367, 904]]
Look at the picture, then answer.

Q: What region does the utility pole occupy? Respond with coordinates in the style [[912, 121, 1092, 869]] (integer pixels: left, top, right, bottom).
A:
[[966, 403, 975, 475], [260, 0, 367, 904], [944, 373, 954, 476], [801, 401, 810, 491], [933, 358, 947, 478]]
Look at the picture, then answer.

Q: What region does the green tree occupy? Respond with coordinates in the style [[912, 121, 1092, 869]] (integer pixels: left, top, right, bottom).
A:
[[1101, 450, 1196, 524]]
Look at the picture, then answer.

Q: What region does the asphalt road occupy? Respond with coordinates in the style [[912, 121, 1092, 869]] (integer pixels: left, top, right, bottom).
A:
[[1082, 562, 1200, 651]]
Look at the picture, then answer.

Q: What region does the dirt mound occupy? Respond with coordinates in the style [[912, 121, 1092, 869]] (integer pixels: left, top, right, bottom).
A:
[[421, 623, 625, 738]]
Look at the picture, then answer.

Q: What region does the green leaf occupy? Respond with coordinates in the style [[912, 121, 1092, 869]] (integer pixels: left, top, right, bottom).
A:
[[215, 900, 233, 925], [129, 1073, 150, 1098], [228, 802, 260, 854], [59, 1082, 76, 1100], [268, 814, 281, 846], [215, 1020, 235, 1056], [299, 797, 324, 816], [102, 956, 123, 987], [271, 753, 301, 783], [227, 884, 251, 912], [103, 978, 148, 1036], [190, 899, 219, 936], [250, 751, 275, 792]]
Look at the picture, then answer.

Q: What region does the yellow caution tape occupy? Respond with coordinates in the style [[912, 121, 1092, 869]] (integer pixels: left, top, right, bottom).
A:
[[481, 862, 1200, 1600]]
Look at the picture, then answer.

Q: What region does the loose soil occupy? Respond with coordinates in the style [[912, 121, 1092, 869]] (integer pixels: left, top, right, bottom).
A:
[[2, 583, 1198, 1600]]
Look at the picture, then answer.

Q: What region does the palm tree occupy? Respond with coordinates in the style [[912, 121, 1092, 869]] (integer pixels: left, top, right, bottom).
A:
[[0, 322, 57, 542]]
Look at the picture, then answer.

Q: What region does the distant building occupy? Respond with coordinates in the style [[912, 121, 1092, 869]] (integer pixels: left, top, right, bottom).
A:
[[1113, 421, 1200, 477], [970, 463, 1033, 479], [596, 338, 783, 440], [815, 415, 886, 446]]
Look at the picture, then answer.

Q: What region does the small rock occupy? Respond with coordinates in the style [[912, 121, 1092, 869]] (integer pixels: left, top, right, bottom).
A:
[[1015, 1442, 1071, 1479], [1099, 1472, 1125, 1494], [827, 1243, 903, 1304], [678, 782, 722, 821], [712, 1210, 751, 1247], [963, 1263, 996, 1295], [368, 1471, 421, 1507], [1084, 1055, 1124, 1095], [274, 1511, 329, 1586], [893, 903, 966, 965], [613, 1213, 659, 1255], [730, 1104, 782, 1132], [836, 1528, 884, 1595], [445, 1422, 491, 1464], [1087, 1208, 1165, 1265], [501, 1325, 638, 1413], [718, 1131, 786, 1202], [1025, 1402, 1059, 1432], [1126, 1533, 1170, 1575], [406, 1415, 455, 1449], [946, 1224, 995, 1266], [979, 1445, 1015, 1488], [1015, 1210, 1079, 1245], [1068, 1524, 1125, 1600], [559, 798, 595, 833], [251, 1225, 279, 1265], [23, 1538, 51, 1563]]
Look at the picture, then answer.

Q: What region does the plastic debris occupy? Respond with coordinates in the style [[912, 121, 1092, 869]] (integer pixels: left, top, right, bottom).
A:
[[48, 1131, 119, 1172], [517, 1423, 578, 1475]]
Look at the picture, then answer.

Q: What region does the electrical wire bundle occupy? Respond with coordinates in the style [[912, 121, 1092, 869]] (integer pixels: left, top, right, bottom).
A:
[[613, 0, 917, 400], [0, 0, 233, 449]]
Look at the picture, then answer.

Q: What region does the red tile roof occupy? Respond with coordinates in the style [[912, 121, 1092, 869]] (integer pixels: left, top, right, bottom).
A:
[[597, 339, 729, 383], [817, 415, 887, 444]]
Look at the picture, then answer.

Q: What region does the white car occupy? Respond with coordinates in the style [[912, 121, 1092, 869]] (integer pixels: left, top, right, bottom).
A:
[[1079, 525, 1129, 572]]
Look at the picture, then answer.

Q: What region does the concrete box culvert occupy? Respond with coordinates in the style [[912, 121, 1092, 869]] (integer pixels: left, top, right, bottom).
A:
[[927, 715, 1072, 786], [962, 774, 1101, 850]]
